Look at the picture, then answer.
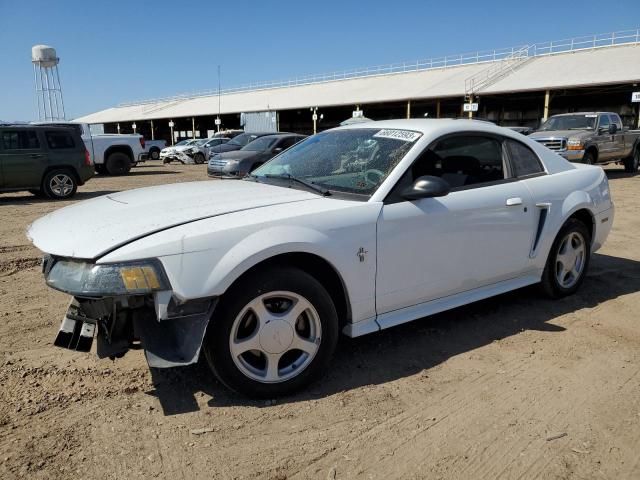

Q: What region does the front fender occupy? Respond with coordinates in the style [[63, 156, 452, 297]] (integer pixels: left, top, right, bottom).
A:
[[204, 225, 337, 295]]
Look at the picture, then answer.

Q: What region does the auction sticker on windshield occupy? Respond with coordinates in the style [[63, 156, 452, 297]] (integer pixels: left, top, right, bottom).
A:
[[373, 129, 421, 142]]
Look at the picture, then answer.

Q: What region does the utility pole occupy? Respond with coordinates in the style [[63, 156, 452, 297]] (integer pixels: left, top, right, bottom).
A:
[[311, 107, 318, 134], [543, 90, 551, 122]]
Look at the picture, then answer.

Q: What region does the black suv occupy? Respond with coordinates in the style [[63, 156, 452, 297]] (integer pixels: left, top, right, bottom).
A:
[[0, 124, 94, 199]]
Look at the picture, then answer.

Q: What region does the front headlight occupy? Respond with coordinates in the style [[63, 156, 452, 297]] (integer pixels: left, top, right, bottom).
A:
[[567, 139, 584, 150], [44, 258, 170, 296]]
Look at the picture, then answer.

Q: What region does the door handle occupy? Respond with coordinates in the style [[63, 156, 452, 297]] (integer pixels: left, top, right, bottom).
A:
[[506, 197, 523, 206]]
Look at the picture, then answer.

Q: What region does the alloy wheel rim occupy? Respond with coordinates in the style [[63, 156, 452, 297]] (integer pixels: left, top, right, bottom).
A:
[[50, 174, 73, 197], [229, 291, 321, 384], [555, 231, 586, 288]]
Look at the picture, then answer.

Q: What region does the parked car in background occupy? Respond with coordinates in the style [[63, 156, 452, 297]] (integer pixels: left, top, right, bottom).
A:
[[144, 140, 167, 160], [214, 129, 244, 139], [208, 133, 306, 178], [201, 137, 230, 159], [207, 132, 278, 155], [160, 139, 208, 164], [530, 112, 640, 172], [34, 122, 145, 176], [29, 119, 614, 397], [0, 124, 93, 199]]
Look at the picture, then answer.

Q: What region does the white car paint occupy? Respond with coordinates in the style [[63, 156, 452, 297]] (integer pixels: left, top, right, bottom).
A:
[[28, 119, 613, 351]]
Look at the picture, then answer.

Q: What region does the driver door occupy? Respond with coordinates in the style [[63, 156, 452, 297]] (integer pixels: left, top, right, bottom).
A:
[[376, 133, 536, 314]]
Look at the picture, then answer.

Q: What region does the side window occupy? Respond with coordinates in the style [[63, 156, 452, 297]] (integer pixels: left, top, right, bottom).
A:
[[411, 135, 506, 189], [278, 137, 299, 150], [598, 115, 610, 130], [45, 131, 75, 149], [1, 130, 40, 150], [506, 140, 544, 177], [612, 114, 623, 131]]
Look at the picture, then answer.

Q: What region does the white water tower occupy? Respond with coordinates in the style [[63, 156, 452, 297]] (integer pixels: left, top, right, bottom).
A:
[[31, 45, 66, 121]]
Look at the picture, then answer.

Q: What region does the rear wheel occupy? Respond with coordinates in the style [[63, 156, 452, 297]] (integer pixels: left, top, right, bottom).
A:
[[623, 147, 639, 173], [203, 267, 339, 398], [42, 169, 77, 199], [105, 152, 131, 175], [541, 218, 591, 298], [150, 148, 160, 160]]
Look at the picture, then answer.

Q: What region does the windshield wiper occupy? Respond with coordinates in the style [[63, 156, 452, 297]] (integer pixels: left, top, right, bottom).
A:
[[262, 174, 331, 196]]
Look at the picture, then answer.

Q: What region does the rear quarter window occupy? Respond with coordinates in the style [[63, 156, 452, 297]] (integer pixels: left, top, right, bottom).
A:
[[506, 139, 544, 177], [45, 131, 76, 149]]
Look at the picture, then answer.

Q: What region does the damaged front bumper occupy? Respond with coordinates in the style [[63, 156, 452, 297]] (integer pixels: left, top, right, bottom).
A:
[[55, 293, 217, 368]]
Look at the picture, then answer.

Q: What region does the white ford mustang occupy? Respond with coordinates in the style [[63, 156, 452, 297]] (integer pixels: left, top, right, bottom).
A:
[[28, 119, 614, 397]]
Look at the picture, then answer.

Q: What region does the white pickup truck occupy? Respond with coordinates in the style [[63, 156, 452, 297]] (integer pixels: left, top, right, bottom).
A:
[[36, 122, 146, 175]]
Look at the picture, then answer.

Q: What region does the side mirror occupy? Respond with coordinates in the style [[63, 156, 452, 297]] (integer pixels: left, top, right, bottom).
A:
[[401, 175, 450, 200], [608, 124, 617, 134]]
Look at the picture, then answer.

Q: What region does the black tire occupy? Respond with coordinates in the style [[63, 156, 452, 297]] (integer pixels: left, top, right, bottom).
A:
[[194, 152, 205, 164], [541, 218, 591, 298], [150, 148, 160, 160], [582, 150, 595, 165], [105, 152, 132, 175], [42, 169, 78, 200], [623, 147, 639, 173], [203, 267, 339, 398]]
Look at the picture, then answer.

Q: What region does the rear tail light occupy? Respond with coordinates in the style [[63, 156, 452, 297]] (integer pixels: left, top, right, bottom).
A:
[[139, 137, 145, 149], [84, 149, 92, 166]]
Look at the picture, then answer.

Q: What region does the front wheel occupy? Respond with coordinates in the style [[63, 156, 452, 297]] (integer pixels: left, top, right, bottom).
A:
[[623, 148, 639, 173], [541, 218, 591, 298], [194, 152, 205, 164], [203, 267, 339, 398], [582, 151, 595, 165]]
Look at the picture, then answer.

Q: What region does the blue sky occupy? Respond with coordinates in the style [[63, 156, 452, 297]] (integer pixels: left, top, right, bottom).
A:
[[1, 0, 638, 121]]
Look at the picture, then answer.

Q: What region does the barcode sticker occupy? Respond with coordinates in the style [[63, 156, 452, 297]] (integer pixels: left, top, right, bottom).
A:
[[373, 129, 421, 142]]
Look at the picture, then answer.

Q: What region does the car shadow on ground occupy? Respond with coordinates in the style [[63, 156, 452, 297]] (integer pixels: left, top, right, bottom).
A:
[[604, 168, 639, 179], [145, 253, 640, 415], [95, 169, 180, 177], [0, 190, 119, 205]]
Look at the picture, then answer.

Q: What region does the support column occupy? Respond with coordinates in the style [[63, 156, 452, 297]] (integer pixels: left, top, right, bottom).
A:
[[117, 123, 120, 134], [543, 90, 551, 122], [150, 119, 155, 140], [406, 100, 411, 119], [436, 100, 441, 118], [468, 95, 474, 119], [192, 117, 196, 138]]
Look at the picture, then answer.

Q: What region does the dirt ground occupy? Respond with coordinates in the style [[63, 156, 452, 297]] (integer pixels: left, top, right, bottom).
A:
[[1, 161, 639, 479]]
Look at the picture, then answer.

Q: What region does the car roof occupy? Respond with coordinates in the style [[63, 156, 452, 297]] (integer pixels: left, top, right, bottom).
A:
[[0, 123, 77, 130], [256, 133, 305, 139]]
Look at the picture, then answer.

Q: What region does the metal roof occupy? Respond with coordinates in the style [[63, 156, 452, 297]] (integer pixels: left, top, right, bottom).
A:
[[75, 35, 640, 125]]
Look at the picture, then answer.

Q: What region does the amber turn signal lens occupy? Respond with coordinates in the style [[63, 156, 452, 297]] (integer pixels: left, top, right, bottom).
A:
[[120, 266, 161, 291]]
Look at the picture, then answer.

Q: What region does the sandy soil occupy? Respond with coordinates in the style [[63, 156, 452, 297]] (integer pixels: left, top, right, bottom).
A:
[[1, 161, 639, 479]]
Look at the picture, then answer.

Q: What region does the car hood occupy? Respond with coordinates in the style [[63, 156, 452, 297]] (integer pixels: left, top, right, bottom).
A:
[[530, 130, 592, 139], [27, 181, 319, 260]]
